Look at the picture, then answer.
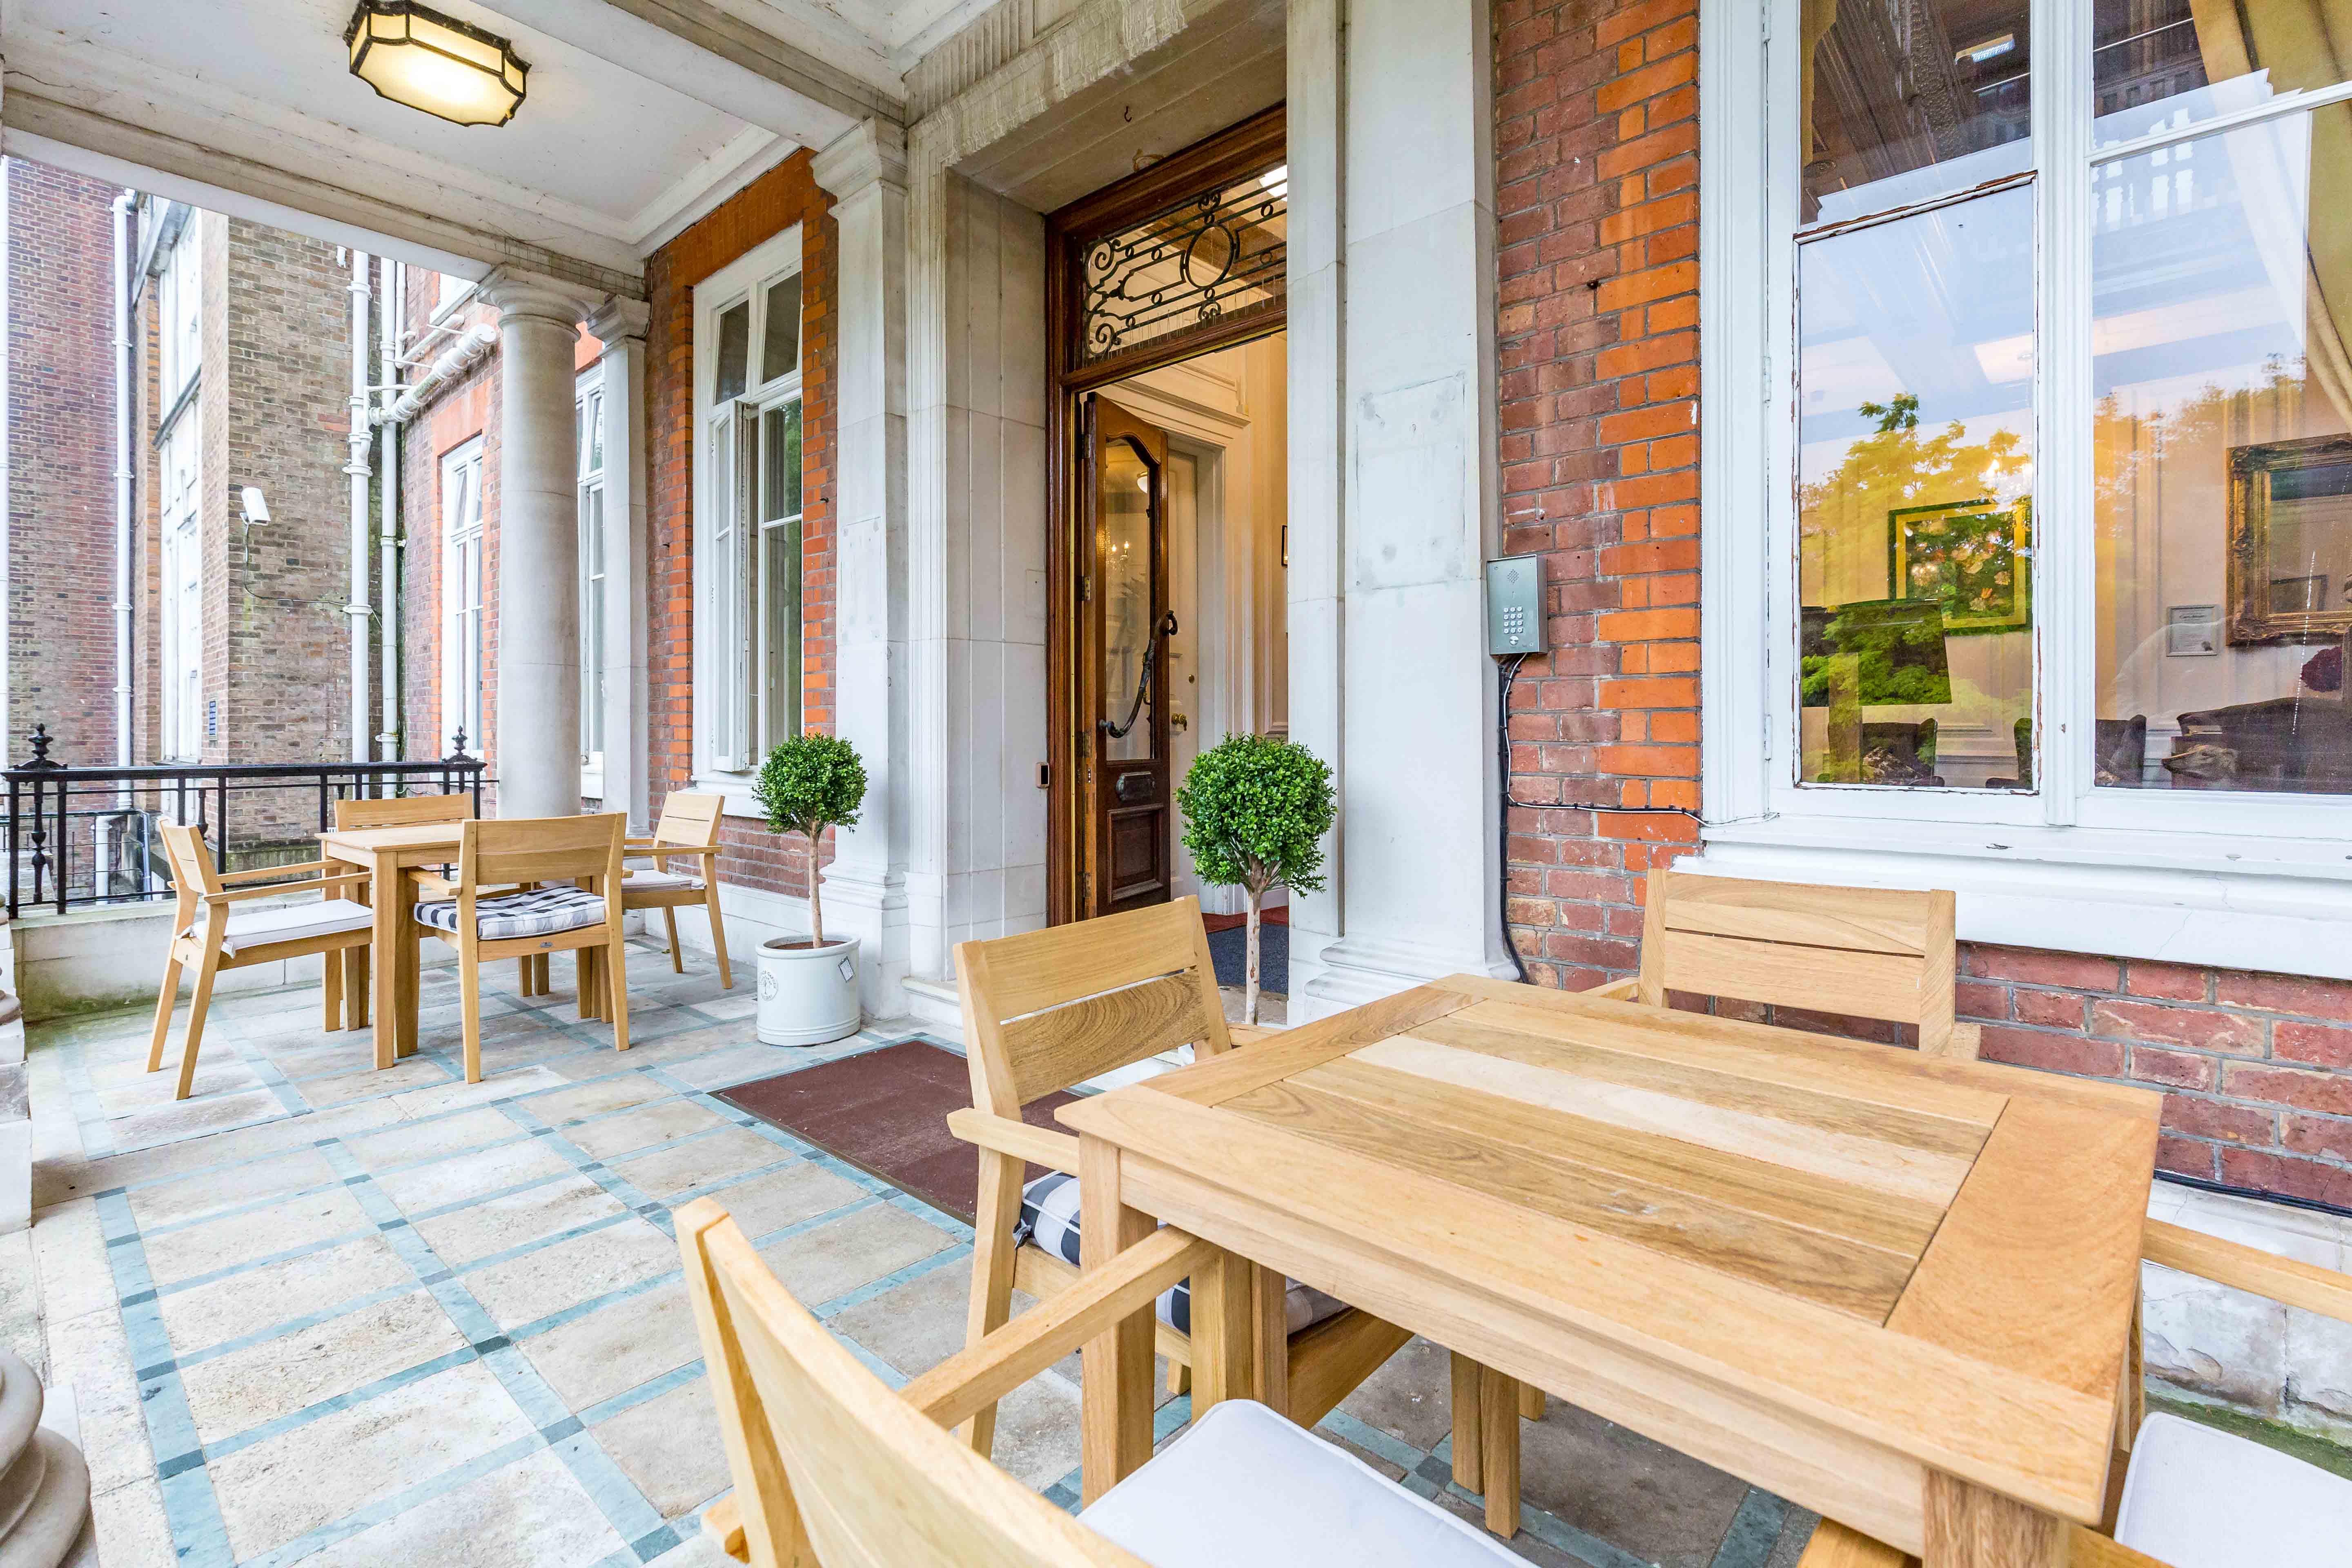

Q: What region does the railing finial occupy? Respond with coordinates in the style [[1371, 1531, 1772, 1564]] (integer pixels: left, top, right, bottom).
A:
[[445, 727, 474, 763], [19, 724, 63, 772]]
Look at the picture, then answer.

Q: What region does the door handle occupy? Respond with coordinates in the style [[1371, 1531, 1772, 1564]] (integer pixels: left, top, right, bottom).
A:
[[1170, 713, 1190, 733]]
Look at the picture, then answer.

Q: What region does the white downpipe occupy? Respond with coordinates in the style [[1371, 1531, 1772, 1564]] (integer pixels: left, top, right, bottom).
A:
[[377, 256, 401, 760], [345, 251, 372, 765], [374, 324, 496, 428], [112, 190, 136, 773]]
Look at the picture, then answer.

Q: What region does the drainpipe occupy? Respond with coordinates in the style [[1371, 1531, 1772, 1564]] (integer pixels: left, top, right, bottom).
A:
[[112, 190, 136, 774], [345, 251, 373, 765], [377, 256, 401, 760]]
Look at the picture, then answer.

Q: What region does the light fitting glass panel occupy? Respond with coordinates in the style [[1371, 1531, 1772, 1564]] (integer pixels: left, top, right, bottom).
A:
[[2093, 110, 2352, 793], [1101, 438, 1156, 763], [1803, 0, 2032, 226], [715, 302, 751, 403], [1796, 184, 2037, 789], [2095, 0, 2352, 148], [761, 276, 802, 385]]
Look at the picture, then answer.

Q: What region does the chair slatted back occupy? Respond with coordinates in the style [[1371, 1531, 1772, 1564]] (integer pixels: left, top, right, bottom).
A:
[[1637, 869, 1959, 1054], [156, 822, 221, 920], [333, 793, 474, 830], [651, 791, 725, 849], [459, 814, 626, 902], [955, 898, 1232, 1116], [678, 1200, 1144, 1568]]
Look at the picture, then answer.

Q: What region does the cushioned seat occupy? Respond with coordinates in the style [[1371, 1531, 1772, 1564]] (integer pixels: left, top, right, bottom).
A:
[[184, 898, 374, 958], [2116, 1411, 2352, 1568], [414, 885, 606, 941], [1018, 1172, 1346, 1335], [622, 869, 706, 892], [1080, 1399, 1521, 1567]]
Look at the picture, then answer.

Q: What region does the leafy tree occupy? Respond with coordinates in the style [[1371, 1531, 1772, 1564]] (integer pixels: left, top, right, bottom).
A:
[[753, 734, 867, 947], [1176, 735, 1335, 1024]]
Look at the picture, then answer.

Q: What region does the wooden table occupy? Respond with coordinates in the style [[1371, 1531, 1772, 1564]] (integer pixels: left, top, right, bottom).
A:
[[318, 822, 615, 1069], [1057, 974, 2163, 1564]]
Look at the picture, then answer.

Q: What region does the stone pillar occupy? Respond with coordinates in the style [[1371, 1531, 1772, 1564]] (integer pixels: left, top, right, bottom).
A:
[[587, 297, 651, 831], [1294, 0, 1511, 1017], [480, 273, 588, 820], [813, 121, 913, 1017]]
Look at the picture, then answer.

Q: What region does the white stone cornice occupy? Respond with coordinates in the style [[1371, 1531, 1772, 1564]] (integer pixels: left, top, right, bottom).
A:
[[812, 120, 911, 200], [588, 296, 653, 343]]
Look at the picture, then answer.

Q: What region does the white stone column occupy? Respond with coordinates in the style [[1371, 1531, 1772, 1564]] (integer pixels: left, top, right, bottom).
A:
[[812, 120, 913, 1016], [1294, 0, 1510, 1017], [588, 296, 651, 831], [481, 273, 589, 820]]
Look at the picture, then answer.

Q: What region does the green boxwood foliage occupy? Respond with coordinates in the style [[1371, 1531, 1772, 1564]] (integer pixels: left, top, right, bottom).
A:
[[1177, 734, 1334, 1022], [754, 734, 867, 947]]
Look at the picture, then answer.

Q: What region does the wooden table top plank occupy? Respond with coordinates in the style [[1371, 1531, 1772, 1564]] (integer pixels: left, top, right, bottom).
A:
[[1299, 1056, 1949, 1260], [1884, 1097, 2157, 1400], [1149, 984, 1473, 1106], [1225, 1077, 1920, 1320], [1355, 1035, 1977, 1208], [1059, 1084, 2118, 1521], [1437, 977, 2160, 1122], [1413, 1012, 1995, 1158]]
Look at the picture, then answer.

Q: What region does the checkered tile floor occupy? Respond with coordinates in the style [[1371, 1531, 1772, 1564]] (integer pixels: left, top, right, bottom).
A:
[[15, 941, 1821, 1567]]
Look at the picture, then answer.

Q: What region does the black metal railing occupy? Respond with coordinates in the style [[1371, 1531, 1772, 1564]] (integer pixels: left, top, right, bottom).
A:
[[3, 725, 489, 919]]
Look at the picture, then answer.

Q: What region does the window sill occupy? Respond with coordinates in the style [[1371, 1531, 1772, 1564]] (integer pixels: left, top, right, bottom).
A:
[[1690, 815, 2352, 982], [690, 773, 766, 821]]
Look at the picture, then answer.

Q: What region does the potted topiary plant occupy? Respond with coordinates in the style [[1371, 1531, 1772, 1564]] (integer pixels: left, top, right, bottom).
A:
[[751, 733, 868, 1046], [1176, 733, 1335, 1025]]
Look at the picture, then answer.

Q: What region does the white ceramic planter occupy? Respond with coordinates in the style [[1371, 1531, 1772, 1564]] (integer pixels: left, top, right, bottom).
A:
[[756, 935, 862, 1046]]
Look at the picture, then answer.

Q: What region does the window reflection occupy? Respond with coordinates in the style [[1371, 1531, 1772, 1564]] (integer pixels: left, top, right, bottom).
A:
[[1797, 185, 2037, 788], [2094, 0, 2352, 148]]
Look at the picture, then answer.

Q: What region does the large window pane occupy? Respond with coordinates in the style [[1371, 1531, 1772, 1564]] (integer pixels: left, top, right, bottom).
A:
[[715, 301, 751, 402], [761, 403, 801, 521], [761, 522, 801, 748], [1797, 185, 2037, 789], [760, 275, 802, 385], [2095, 0, 2352, 148], [2093, 111, 2352, 793], [1803, 0, 2032, 225]]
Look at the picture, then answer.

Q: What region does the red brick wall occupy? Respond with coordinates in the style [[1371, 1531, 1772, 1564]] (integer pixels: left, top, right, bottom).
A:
[[7, 160, 122, 765], [644, 152, 838, 899], [1495, 0, 1703, 989]]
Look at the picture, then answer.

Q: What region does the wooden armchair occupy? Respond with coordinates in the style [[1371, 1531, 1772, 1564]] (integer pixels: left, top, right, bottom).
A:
[[622, 791, 731, 988], [332, 792, 548, 1001], [1589, 869, 1981, 1059], [412, 814, 631, 1081], [145, 822, 374, 1100], [681, 1196, 1523, 1568], [1800, 1218, 2352, 1568]]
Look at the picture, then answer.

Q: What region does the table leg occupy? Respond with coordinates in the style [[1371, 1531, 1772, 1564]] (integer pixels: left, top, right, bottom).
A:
[[1450, 1351, 1484, 1489], [369, 850, 401, 1070], [1188, 1245, 1256, 1417], [1478, 1363, 1522, 1537], [1251, 1263, 1289, 1416], [1078, 1133, 1154, 1505], [392, 867, 419, 1059], [1922, 1472, 2066, 1567]]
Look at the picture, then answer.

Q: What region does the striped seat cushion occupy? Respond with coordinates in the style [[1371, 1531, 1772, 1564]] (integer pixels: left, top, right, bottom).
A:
[[1017, 1172, 1347, 1336], [622, 869, 706, 892], [185, 898, 374, 957], [414, 885, 607, 941]]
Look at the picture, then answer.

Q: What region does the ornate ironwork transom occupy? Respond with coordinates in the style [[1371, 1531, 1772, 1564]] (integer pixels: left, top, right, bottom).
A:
[[1078, 164, 1287, 368]]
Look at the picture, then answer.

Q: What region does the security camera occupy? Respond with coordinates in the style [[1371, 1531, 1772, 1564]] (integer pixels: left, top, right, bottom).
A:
[[240, 487, 270, 526]]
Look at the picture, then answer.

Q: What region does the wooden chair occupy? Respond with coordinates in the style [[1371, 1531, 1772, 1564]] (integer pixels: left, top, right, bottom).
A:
[[1590, 869, 1981, 1059], [1800, 1219, 2352, 1568], [332, 792, 550, 1001], [145, 822, 374, 1100], [949, 898, 1511, 1499], [622, 791, 732, 988], [412, 814, 631, 1082], [680, 1196, 1523, 1568]]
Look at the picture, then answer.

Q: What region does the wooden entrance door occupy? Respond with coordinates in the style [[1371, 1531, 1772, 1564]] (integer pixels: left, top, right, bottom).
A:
[[1081, 396, 1174, 917]]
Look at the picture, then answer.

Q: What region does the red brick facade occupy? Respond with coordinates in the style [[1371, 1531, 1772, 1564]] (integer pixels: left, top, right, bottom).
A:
[[644, 151, 838, 900]]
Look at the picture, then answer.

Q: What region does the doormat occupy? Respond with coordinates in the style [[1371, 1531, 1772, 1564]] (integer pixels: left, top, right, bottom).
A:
[[1206, 921, 1287, 996], [717, 1040, 1078, 1226]]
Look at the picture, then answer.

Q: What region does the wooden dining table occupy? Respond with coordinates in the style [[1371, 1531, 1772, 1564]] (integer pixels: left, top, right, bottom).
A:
[[1057, 973, 2164, 1566], [318, 821, 617, 1070]]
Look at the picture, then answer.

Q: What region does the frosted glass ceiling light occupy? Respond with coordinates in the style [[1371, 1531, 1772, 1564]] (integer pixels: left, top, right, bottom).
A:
[[346, 1, 527, 128]]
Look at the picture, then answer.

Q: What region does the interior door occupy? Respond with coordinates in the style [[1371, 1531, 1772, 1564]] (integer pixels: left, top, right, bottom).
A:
[[1082, 396, 1174, 917]]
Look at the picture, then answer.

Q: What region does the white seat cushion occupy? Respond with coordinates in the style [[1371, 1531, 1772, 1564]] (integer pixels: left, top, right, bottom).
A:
[[1017, 1172, 1346, 1336], [188, 898, 374, 958], [1080, 1399, 1520, 1567], [623, 869, 705, 893], [2116, 1412, 2352, 1568], [414, 885, 607, 941]]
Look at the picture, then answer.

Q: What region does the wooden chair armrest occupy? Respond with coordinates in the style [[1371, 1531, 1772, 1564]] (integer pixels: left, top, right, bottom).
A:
[[219, 860, 344, 883], [704, 1497, 747, 1563], [944, 1108, 1082, 1176], [1795, 1517, 2168, 1568], [1227, 1025, 1278, 1047], [625, 844, 721, 859], [2144, 1217, 2352, 1326], [1586, 977, 1640, 1001], [199, 874, 368, 906], [900, 1228, 1213, 1432]]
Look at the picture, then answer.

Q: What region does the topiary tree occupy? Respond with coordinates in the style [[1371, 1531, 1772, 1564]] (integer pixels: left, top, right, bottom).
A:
[[1176, 734, 1335, 1024], [753, 733, 867, 948]]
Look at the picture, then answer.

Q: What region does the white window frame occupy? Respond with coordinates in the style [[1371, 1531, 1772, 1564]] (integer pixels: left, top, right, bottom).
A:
[[158, 224, 201, 408], [691, 226, 805, 806], [1697, 0, 2352, 979], [158, 416, 203, 762], [441, 439, 486, 756], [577, 366, 607, 795]]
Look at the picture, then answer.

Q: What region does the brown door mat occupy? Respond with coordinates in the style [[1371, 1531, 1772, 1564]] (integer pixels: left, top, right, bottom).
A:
[[717, 1040, 1078, 1226]]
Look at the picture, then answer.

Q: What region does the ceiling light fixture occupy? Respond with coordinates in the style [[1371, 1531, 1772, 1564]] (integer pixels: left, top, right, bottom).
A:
[[345, 0, 528, 128]]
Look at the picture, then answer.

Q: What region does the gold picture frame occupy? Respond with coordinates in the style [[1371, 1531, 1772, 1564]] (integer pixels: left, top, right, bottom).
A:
[[2227, 434, 2352, 644]]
